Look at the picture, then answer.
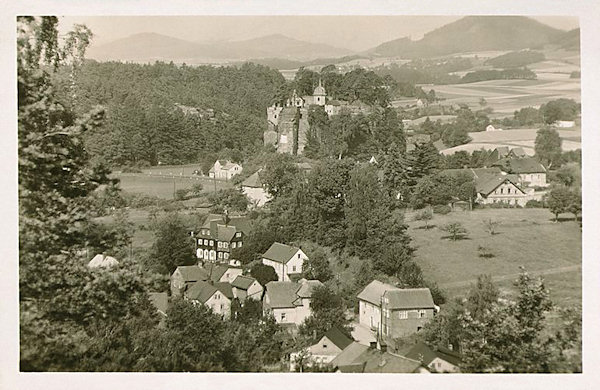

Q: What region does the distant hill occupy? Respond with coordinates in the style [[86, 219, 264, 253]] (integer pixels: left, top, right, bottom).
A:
[[87, 32, 353, 63], [552, 28, 580, 51], [370, 16, 570, 58]]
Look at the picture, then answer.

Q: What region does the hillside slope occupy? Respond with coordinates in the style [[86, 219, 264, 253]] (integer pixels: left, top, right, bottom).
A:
[[370, 16, 568, 58]]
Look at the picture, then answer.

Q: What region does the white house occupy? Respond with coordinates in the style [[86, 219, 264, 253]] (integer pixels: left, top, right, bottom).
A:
[[357, 280, 400, 332], [485, 124, 502, 132], [261, 242, 307, 281], [208, 160, 243, 180], [231, 275, 263, 302], [263, 279, 323, 325], [184, 280, 233, 319], [554, 120, 575, 128], [492, 157, 548, 188], [241, 170, 272, 207]]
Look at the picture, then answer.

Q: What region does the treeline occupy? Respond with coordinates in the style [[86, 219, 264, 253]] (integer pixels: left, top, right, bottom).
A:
[[374, 58, 468, 86], [459, 67, 536, 83], [286, 66, 394, 107], [494, 98, 580, 127], [484, 50, 545, 68], [52, 60, 286, 166]]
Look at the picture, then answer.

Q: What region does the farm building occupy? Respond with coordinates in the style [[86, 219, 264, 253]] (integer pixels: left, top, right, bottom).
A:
[[262, 242, 307, 282], [209, 160, 242, 180]]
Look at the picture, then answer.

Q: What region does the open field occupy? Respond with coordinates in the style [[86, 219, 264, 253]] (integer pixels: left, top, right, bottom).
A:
[[406, 208, 581, 307], [441, 127, 581, 155], [116, 173, 233, 199], [433, 77, 580, 117]]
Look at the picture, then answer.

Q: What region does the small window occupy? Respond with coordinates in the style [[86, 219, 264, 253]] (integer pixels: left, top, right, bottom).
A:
[[209, 240, 214, 246], [500, 188, 504, 194], [204, 239, 208, 245], [298, 253, 301, 259], [218, 242, 222, 248], [238, 242, 243, 247], [224, 253, 229, 260], [223, 242, 228, 249], [399, 311, 408, 319], [236, 232, 241, 238], [215, 293, 220, 299], [220, 304, 224, 310], [218, 252, 223, 259], [232, 242, 236, 249], [281, 313, 286, 322], [292, 265, 296, 272], [323, 344, 327, 349], [419, 310, 426, 318], [198, 239, 202, 245]]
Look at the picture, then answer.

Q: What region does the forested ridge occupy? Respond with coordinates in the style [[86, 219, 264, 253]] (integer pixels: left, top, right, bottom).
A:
[[53, 60, 286, 166]]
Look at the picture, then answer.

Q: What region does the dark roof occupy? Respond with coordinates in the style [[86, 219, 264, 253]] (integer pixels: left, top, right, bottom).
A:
[[214, 282, 234, 299], [476, 175, 524, 196], [384, 288, 436, 310], [321, 327, 353, 351], [241, 171, 263, 188], [231, 275, 257, 290], [493, 157, 546, 174], [362, 350, 423, 373], [332, 344, 424, 373], [148, 292, 169, 315], [185, 280, 219, 303], [357, 280, 399, 306], [264, 281, 301, 309], [216, 224, 237, 242], [405, 342, 462, 367], [262, 242, 301, 264], [330, 342, 370, 368], [203, 264, 241, 283], [174, 265, 209, 282], [264, 280, 321, 309]]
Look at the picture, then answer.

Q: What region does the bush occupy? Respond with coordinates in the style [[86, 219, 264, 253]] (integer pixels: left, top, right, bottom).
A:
[[478, 245, 495, 258], [174, 189, 189, 201], [526, 200, 545, 208], [440, 222, 468, 241], [432, 204, 451, 215]]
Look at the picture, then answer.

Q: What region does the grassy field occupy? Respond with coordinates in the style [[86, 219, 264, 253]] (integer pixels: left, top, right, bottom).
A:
[[433, 77, 580, 117], [406, 208, 581, 307], [441, 127, 581, 155], [116, 173, 233, 199]]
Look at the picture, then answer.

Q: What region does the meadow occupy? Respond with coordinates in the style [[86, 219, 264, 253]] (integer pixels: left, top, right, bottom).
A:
[[406, 208, 581, 307]]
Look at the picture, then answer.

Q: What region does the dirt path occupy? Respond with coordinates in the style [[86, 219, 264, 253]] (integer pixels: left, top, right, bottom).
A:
[[440, 264, 582, 289]]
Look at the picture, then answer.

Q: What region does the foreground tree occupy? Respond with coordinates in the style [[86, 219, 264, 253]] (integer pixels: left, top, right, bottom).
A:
[[440, 222, 468, 241], [545, 185, 574, 222], [18, 17, 157, 370]]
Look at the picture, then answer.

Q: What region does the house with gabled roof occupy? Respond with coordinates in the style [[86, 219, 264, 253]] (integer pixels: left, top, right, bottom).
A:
[[262, 242, 308, 281], [184, 280, 234, 319], [208, 160, 242, 180], [263, 279, 323, 326], [241, 170, 272, 208], [381, 288, 436, 339], [290, 326, 354, 371], [170, 265, 210, 297], [357, 280, 400, 332], [231, 275, 263, 301], [405, 341, 462, 373], [492, 156, 548, 187], [203, 263, 243, 284], [330, 342, 429, 373], [196, 215, 248, 262]]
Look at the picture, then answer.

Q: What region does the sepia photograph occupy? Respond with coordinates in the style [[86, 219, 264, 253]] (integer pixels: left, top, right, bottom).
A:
[[4, 1, 599, 388]]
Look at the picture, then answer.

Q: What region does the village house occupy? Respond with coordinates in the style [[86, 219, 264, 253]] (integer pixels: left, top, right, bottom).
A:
[[170, 265, 209, 297], [261, 242, 308, 281], [404, 342, 462, 373], [444, 167, 540, 207], [289, 327, 354, 371], [263, 279, 323, 326], [380, 288, 436, 339], [231, 275, 263, 302], [241, 170, 272, 207], [330, 342, 429, 373], [184, 280, 234, 319], [208, 160, 243, 180], [492, 156, 548, 188], [196, 215, 247, 262], [357, 280, 400, 332], [203, 263, 243, 284]]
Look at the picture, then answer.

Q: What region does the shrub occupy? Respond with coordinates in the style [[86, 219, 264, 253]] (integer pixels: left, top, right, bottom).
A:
[[440, 222, 468, 241], [433, 204, 451, 215], [174, 189, 189, 201], [478, 245, 495, 258]]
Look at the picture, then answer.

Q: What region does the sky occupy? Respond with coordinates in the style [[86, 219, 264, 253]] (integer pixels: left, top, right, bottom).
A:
[[58, 15, 579, 52]]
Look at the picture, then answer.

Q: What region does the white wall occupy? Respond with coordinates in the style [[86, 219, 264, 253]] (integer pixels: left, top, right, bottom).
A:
[[359, 300, 381, 331], [204, 292, 231, 319], [242, 186, 271, 207]]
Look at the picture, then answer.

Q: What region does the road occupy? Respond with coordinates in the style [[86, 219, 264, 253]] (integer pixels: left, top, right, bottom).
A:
[[440, 264, 582, 289]]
